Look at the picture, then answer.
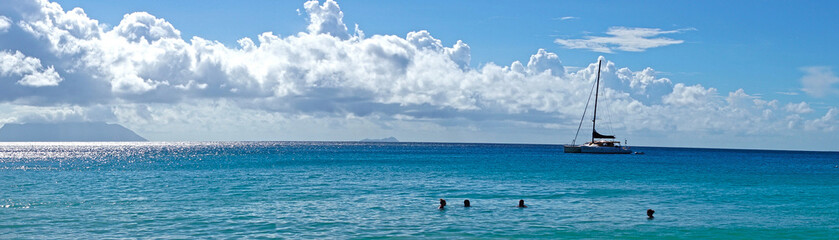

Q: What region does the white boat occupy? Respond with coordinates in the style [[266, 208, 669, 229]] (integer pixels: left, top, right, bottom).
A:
[[564, 59, 632, 154]]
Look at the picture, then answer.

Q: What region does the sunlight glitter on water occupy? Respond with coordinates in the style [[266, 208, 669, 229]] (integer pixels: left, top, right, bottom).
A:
[[1, 142, 838, 238]]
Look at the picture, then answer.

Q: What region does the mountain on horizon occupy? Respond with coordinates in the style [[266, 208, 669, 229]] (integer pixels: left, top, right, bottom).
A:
[[0, 122, 147, 142]]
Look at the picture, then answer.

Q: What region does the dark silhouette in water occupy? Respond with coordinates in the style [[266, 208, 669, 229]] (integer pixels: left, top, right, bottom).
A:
[[647, 209, 655, 219], [439, 199, 446, 209], [464, 199, 471, 207], [517, 199, 527, 208]]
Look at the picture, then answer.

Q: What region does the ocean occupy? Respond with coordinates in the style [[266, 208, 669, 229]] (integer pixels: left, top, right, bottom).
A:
[[1, 142, 837, 239]]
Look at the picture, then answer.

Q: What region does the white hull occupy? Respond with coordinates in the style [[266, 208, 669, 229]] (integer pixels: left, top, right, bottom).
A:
[[580, 145, 632, 154]]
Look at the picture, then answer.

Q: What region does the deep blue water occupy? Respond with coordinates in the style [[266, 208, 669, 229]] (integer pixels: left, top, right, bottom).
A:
[[1, 142, 838, 239]]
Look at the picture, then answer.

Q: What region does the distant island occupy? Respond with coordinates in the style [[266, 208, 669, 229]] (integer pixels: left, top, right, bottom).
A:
[[359, 137, 399, 142], [0, 122, 148, 142]]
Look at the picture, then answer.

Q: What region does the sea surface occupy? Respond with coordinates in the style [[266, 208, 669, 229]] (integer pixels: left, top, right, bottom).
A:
[[1, 142, 837, 239]]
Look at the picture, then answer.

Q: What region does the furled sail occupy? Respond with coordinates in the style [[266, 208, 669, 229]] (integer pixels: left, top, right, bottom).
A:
[[593, 129, 615, 139]]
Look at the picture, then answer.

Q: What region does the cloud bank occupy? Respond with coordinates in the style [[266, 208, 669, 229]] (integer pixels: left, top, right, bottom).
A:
[[0, 0, 836, 149]]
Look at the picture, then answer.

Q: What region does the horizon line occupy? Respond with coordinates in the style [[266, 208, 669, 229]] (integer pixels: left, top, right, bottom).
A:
[[0, 140, 836, 153]]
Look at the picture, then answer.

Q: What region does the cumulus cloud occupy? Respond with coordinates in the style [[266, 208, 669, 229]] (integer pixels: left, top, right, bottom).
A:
[[785, 102, 813, 114], [800, 66, 839, 97], [0, 50, 63, 86], [303, 0, 350, 40], [18, 65, 62, 86], [0, 0, 836, 147], [407, 30, 471, 69], [725, 88, 755, 108], [555, 27, 695, 53], [526, 48, 564, 76], [113, 12, 180, 43], [613, 66, 672, 103], [16, 2, 103, 54], [0, 50, 40, 76], [805, 108, 838, 132], [662, 83, 716, 106]]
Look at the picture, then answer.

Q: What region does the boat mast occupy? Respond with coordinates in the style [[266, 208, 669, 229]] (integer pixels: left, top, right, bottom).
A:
[[591, 60, 602, 143]]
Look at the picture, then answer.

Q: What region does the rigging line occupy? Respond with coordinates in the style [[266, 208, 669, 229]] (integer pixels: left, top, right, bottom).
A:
[[605, 89, 615, 135], [572, 71, 598, 145]]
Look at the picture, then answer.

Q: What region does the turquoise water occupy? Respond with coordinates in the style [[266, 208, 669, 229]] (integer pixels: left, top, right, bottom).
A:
[[1, 142, 838, 239]]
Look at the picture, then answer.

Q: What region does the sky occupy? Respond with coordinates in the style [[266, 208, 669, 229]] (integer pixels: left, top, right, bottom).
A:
[[0, 0, 837, 151]]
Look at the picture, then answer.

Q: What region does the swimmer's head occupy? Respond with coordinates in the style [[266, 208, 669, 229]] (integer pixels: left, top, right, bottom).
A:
[[464, 199, 471, 207], [647, 209, 655, 218]]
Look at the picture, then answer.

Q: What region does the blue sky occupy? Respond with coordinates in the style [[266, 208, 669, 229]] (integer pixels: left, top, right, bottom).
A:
[[1, 0, 838, 150]]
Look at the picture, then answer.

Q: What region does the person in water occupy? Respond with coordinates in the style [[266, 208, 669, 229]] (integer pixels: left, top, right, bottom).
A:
[[647, 209, 655, 219], [464, 199, 471, 207], [517, 199, 527, 208], [439, 199, 447, 209]]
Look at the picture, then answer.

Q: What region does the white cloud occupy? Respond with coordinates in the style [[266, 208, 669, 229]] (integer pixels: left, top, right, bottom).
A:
[[0, 50, 63, 87], [113, 12, 180, 43], [17, 2, 103, 54], [407, 30, 471, 69], [614, 66, 672, 103], [0, 15, 11, 33], [303, 0, 350, 40], [776, 91, 799, 96], [726, 88, 755, 108], [446, 40, 471, 69], [526, 48, 564, 76], [18, 65, 62, 86], [0, 0, 837, 148], [805, 108, 838, 132], [0, 50, 40, 76], [14, 104, 115, 123], [662, 83, 716, 106], [554, 27, 695, 53], [800, 66, 839, 97], [557, 16, 577, 21], [784, 102, 813, 114]]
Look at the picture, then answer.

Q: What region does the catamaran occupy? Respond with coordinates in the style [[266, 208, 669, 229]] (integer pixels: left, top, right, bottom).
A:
[[564, 59, 633, 154]]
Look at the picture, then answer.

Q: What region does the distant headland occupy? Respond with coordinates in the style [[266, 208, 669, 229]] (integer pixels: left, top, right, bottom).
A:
[[360, 137, 399, 143], [0, 122, 147, 142]]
